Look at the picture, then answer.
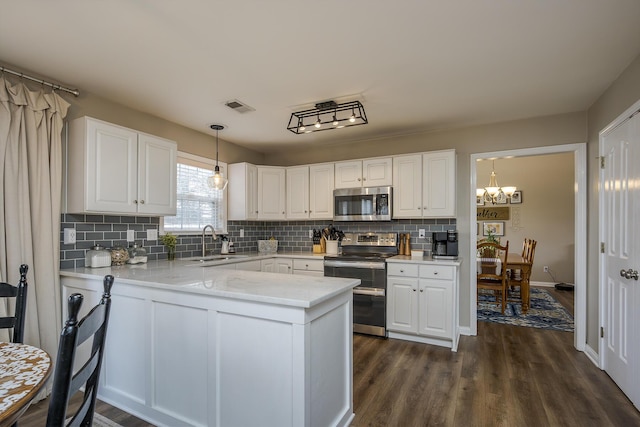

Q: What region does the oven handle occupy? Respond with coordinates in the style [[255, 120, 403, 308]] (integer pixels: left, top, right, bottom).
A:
[[324, 260, 386, 269], [353, 287, 386, 297]]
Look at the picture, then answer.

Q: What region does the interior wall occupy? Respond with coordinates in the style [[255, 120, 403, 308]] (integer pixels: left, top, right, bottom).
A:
[[476, 154, 575, 283], [266, 112, 587, 328], [586, 53, 640, 350]]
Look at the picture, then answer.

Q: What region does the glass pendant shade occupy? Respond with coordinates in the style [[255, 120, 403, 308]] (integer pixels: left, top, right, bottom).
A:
[[477, 160, 516, 204], [207, 124, 228, 190]]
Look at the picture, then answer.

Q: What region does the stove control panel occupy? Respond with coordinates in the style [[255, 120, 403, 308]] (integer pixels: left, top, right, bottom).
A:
[[341, 232, 397, 247]]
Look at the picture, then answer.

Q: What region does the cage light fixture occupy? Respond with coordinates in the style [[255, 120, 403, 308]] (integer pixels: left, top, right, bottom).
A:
[[287, 100, 368, 134]]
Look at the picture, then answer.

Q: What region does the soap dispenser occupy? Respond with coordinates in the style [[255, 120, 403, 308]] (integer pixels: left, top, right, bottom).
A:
[[220, 236, 230, 254]]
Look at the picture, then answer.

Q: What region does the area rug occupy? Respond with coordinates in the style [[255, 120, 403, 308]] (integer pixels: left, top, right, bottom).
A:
[[478, 287, 574, 332]]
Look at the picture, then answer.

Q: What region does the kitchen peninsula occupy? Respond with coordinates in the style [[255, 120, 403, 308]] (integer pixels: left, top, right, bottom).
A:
[[60, 260, 359, 427]]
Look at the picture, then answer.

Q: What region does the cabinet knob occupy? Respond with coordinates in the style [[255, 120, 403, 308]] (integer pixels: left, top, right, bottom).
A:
[[363, 177, 366, 181], [305, 210, 308, 213], [140, 200, 145, 204], [413, 288, 416, 292], [400, 269, 404, 273], [134, 200, 138, 204], [420, 289, 424, 292], [358, 178, 361, 181], [434, 271, 438, 275]]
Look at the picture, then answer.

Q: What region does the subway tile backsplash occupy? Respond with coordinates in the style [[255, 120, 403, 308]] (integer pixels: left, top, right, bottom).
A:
[[60, 214, 456, 269]]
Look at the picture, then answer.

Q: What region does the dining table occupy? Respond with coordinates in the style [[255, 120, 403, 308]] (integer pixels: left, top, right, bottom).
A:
[[0, 342, 52, 427], [506, 252, 533, 313]]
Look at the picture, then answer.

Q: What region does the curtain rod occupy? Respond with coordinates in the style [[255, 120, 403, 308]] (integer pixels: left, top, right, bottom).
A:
[[0, 65, 80, 97]]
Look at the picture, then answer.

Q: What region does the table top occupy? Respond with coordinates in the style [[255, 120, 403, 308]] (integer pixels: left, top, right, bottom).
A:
[[506, 253, 532, 266], [0, 342, 52, 426]]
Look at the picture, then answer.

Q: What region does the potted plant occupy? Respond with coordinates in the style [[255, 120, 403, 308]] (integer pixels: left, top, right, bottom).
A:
[[160, 232, 177, 260], [478, 229, 500, 258]]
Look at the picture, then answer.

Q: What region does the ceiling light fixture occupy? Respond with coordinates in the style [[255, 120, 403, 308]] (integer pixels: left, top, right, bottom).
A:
[[287, 100, 368, 134], [476, 160, 516, 204], [207, 124, 228, 191]]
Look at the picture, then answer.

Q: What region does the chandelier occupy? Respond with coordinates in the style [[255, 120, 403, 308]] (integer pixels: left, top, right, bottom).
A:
[[476, 160, 516, 204], [207, 124, 228, 191], [287, 100, 368, 134]]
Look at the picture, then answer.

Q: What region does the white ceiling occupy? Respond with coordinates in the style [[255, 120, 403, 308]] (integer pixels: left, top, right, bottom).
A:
[[2, 1, 640, 154]]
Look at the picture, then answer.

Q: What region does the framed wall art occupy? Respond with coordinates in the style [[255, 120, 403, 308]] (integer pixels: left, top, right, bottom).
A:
[[483, 221, 505, 236], [510, 190, 522, 204]]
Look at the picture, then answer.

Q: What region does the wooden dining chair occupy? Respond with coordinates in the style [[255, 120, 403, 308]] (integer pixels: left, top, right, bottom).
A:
[[477, 241, 509, 314], [508, 238, 537, 298], [0, 264, 28, 344], [46, 275, 114, 427]]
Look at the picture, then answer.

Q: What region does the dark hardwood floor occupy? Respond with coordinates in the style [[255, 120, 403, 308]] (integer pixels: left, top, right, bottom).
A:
[[22, 286, 639, 426]]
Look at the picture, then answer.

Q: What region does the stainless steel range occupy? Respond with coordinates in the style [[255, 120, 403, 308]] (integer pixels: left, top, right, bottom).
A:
[[324, 232, 398, 337]]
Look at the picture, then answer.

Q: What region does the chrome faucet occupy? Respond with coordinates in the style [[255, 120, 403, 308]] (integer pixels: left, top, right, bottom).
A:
[[201, 224, 218, 257]]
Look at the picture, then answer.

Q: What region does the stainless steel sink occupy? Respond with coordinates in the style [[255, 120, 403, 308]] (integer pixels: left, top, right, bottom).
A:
[[185, 255, 250, 262]]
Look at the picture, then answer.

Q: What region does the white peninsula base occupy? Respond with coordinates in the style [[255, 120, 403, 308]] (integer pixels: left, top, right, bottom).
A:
[[61, 266, 357, 427]]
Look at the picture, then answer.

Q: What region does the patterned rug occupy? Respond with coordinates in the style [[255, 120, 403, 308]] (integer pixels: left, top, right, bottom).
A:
[[478, 287, 574, 332]]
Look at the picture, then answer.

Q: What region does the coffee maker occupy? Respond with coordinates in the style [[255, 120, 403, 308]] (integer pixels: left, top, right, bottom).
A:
[[432, 230, 458, 260]]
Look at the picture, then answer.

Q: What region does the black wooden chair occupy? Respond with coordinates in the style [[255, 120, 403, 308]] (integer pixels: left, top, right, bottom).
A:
[[46, 275, 114, 427], [0, 264, 28, 343]]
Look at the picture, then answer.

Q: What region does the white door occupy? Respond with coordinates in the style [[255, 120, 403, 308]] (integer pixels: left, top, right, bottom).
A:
[[392, 154, 423, 218], [309, 163, 334, 219], [362, 157, 392, 186], [418, 279, 452, 339], [601, 110, 640, 409], [257, 167, 285, 219], [386, 277, 418, 333], [334, 160, 363, 188], [286, 166, 309, 219], [422, 150, 456, 217], [137, 133, 177, 215]]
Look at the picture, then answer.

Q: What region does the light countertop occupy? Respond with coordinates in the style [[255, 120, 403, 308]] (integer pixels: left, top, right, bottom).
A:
[[60, 257, 359, 309], [387, 255, 462, 266]]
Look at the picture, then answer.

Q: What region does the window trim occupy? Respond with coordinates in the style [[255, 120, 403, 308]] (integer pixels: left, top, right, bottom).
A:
[[160, 151, 228, 235]]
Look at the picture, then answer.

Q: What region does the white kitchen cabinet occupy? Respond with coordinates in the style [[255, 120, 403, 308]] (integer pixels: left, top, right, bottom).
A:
[[258, 166, 286, 220], [228, 162, 258, 220], [234, 259, 262, 271], [387, 261, 459, 351], [65, 116, 177, 216], [392, 149, 456, 218], [292, 258, 324, 277], [286, 166, 309, 219], [308, 163, 335, 219], [261, 258, 292, 274], [334, 157, 392, 189]]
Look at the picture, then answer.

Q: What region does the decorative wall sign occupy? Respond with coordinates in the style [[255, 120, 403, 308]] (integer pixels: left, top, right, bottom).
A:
[[477, 206, 510, 220]]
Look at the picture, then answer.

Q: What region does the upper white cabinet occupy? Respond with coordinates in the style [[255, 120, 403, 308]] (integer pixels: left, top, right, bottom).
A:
[[286, 166, 310, 219], [65, 116, 176, 216], [228, 162, 258, 220], [309, 163, 334, 219], [257, 166, 286, 220], [392, 149, 456, 218], [334, 157, 392, 189]]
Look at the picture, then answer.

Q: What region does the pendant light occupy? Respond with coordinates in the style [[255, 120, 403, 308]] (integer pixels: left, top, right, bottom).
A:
[[207, 124, 228, 191], [476, 160, 516, 204]]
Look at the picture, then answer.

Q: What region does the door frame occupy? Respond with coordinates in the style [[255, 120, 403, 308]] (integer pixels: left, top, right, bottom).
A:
[[598, 98, 640, 370], [469, 143, 587, 351]]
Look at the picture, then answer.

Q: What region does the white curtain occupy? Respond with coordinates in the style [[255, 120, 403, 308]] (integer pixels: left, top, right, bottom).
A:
[[0, 76, 69, 391]]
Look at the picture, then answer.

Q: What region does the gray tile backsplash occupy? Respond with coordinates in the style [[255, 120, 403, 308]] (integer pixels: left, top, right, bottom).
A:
[[60, 215, 456, 268]]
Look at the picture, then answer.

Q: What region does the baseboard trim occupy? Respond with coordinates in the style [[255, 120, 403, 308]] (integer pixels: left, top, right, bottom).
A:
[[584, 344, 600, 368]]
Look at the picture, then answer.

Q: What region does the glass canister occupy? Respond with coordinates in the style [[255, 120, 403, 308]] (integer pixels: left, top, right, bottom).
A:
[[110, 246, 129, 266], [127, 242, 148, 264]]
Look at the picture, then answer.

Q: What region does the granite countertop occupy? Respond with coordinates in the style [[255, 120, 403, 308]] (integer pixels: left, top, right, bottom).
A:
[[387, 255, 463, 266], [60, 256, 358, 309]]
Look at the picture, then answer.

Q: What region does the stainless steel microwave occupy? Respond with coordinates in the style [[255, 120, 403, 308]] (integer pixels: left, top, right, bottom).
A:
[[333, 186, 392, 221]]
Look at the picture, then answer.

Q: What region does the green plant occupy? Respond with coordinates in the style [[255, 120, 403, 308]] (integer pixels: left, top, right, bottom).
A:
[[478, 229, 500, 258], [160, 232, 177, 249]]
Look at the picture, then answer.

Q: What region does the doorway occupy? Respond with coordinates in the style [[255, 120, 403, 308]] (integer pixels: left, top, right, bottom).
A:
[[469, 144, 587, 351]]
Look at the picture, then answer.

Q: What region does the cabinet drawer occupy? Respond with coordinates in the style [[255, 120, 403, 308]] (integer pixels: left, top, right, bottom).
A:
[[387, 263, 419, 277], [293, 258, 324, 272], [419, 265, 454, 280]]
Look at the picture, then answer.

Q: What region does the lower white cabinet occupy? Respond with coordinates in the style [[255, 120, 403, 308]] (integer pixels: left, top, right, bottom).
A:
[[387, 261, 459, 351], [292, 259, 324, 277], [261, 258, 292, 274], [234, 260, 262, 271]]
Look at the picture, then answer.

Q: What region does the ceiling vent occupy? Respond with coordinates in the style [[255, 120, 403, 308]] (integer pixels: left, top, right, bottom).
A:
[[225, 99, 255, 113]]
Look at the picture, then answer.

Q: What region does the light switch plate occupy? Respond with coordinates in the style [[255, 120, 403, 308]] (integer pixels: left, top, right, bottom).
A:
[[147, 229, 158, 241], [240, 229, 244, 238], [309, 229, 313, 238], [63, 228, 76, 244], [126, 230, 135, 242], [418, 229, 426, 238]]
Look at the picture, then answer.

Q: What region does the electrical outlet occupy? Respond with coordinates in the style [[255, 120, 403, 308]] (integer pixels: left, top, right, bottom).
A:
[[543, 266, 549, 273], [147, 229, 158, 241], [309, 229, 313, 238], [240, 229, 245, 238], [418, 229, 426, 238], [63, 228, 76, 244], [126, 230, 135, 242]]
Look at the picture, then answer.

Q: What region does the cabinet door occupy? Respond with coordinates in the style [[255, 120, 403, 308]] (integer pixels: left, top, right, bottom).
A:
[[392, 154, 423, 218], [386, 276, 419, 333], [228, 163, 258, 220], [286, 166, 309, 219], [418, 279, 452, 339], [246, 164, 258, 220], [334, 161, 363, 189], [260, 259, 276, 273], [235, 260, 262, 271], [137, 133, 177, 215], [258, 167, 286, 219], [86, 119, 138, 213], [275, 258, 293, 274], [362, 158, 392, 186], [422, 150, 456, 217], [309, 163, 335, 219]]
